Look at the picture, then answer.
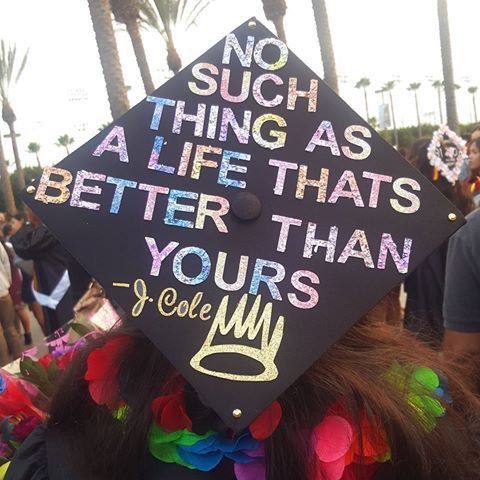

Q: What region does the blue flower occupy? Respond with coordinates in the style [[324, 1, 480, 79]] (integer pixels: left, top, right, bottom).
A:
[[0, 375, 7, 395], [433, 373, 453, 404], [178, 431, 260, 472]]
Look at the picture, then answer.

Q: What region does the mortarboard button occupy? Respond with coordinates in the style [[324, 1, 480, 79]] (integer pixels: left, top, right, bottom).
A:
[[231, 191, 262, 221]]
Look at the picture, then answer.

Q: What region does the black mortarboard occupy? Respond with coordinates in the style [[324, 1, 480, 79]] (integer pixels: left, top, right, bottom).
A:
[[23, 18, 464, 431]]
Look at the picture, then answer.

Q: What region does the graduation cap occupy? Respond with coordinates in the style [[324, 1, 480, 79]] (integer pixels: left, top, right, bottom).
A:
[[23, 18, 464, 431]]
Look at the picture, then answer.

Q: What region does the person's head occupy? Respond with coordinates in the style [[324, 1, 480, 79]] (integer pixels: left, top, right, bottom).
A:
[[408, 139, 473, 215], [469, 125, 480, 142], [468, 138, 480, 177], [9, 212, 26, 236], [397, 146, 408, 158], [49, 320, 480, 480], [2, 223, 12, 238]]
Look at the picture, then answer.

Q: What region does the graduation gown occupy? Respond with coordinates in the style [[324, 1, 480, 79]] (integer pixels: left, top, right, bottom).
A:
[[10, 225, 73, 335], [404, 242, 448, 344], [5, 424, 236, 480]]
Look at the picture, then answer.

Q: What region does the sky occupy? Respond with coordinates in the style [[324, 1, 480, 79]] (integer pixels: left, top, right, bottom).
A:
[[0, 0, 478, 169]]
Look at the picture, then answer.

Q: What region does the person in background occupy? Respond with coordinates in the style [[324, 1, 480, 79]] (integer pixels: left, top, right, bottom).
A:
[[11, 213, 91, 308], [443, 127, 480, 366], [404, 138, 473, 345], [469, 125, 480, 142], [0, 241, 23, 365], [10, 209, 73, 335], [459, 126, 480, 181], [443, 207, 480, 384], [467, 138, 480, 208], [2, 238, 33, 346], [5, 217, 45, 336]]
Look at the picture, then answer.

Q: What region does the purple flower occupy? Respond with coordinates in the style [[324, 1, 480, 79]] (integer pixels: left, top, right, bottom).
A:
[[12, 416, 41, 441]]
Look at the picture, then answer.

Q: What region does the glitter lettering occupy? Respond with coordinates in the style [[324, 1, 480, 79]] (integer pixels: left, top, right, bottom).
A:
[[146, 96, 176, 130], [305, 120, 340, 156], [269, 159, 298, 195], [93, 126, 129, 163]]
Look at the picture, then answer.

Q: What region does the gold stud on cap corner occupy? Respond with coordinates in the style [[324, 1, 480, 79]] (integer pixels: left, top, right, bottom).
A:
[[26, 186, 36, 194], [448, 213, 457, 222], [232, 409, 242, 419], [248, 20, 256, 29]]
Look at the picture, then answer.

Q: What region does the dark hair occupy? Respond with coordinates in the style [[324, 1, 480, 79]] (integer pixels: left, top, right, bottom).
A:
[[408, 139, 473, 215], [49, 320, 480, 480], [1, 223, 11, 237], [468, 137, 480, 153], [470, 125, 480, 138], [12, 213, 26, 222]]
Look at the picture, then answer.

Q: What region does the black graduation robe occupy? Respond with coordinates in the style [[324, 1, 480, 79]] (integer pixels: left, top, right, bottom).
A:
[[10, 224, 73, 335]]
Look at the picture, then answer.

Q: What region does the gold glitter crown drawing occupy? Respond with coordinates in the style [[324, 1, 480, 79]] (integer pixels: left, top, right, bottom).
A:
[[190, 294, 284, 382]]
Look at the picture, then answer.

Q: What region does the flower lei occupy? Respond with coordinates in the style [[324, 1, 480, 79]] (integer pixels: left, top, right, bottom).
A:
[[0, 373, 45, 462], [427, 125, 467, 185], [470, 176, 480, 196], [84, 337, 451, 480]]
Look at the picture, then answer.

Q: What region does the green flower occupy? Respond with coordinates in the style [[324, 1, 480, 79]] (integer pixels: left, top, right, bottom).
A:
[[148, 422, 215, 469], [112, 405, 130, 422], [386, 362, 446, 431]]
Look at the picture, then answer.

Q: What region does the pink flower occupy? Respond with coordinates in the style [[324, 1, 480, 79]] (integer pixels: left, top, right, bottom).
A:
[[12, 416, 42, 441]]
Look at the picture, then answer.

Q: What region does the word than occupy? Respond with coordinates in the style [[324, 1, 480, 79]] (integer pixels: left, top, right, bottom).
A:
[[271, 216, 412, 273]]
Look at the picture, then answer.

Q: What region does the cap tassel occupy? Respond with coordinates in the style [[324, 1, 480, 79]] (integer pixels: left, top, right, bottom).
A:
[[432, 167, 439, 181]]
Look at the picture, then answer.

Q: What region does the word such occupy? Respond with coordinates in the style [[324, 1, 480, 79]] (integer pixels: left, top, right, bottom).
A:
[[188, 63, 318, 113]]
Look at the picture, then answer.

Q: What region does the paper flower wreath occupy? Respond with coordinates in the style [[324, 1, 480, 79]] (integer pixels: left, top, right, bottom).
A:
[[427, 125, 467, 185]]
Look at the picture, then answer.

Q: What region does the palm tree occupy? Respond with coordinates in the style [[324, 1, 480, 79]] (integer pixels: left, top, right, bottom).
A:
[[468, 86, 478, 123], [354, 77, 370, 121], [261, 0, 287, 43], [407, 82, 422, 137], [56, 135, 75, 156], [0, 41, 28, 190], [432, 80, 444, 124], [311, 0, 338, 94], [437, 0, 459, 132], [87, 0, 130, 120], [110, 0, 155, 94], [27, 142, 41, 168], [140, 0, 211, 75], [0, 126, 16, 214], [383, 81, 398, 147]]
